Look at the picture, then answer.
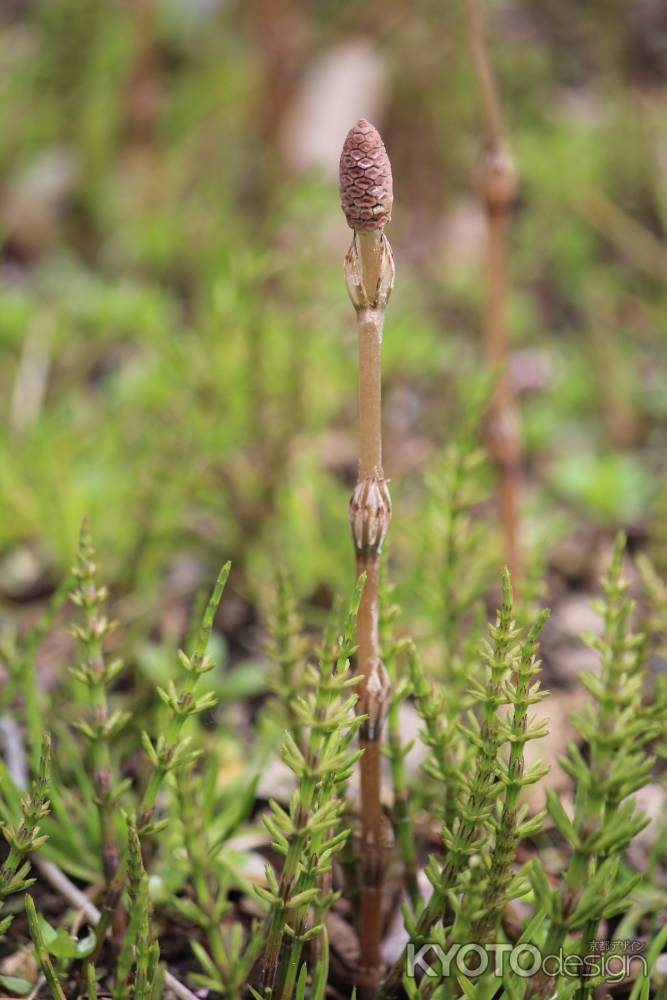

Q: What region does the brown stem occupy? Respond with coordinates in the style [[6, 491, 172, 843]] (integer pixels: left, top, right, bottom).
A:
[[486, 209, 508, 373], [359, 732, 384, 989], [357, 310, 383, 478], [346, 231, 394, 997], [126, 0, 161, 148], [486, 206, 521, 585], [465, 0, 503, 147], [466, 0, 522, 587], [355, 556, 390, 998]]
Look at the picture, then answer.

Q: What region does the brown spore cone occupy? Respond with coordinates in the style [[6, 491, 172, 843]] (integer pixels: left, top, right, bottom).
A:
[[339, 119, 393, 232]]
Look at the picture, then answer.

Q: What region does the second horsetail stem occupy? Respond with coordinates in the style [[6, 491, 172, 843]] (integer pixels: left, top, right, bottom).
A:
[[466, 0, 523, 586]]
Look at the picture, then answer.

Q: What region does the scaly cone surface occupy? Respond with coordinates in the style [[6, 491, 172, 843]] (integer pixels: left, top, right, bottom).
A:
[[340, 119, 393, 232]]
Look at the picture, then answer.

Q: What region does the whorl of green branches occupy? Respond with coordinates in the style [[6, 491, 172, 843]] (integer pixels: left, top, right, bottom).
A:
[[0, 733, 51, 934], [139, 561, 231, 835], [265, 570, 309, 751], [529, 534, 667, 1000], [254, 576, 366, 1000], [385, 572, 550, 999]]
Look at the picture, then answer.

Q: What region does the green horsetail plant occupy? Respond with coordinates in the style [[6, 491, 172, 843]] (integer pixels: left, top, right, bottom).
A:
[[173, 761, 264, 998], [383, 572, 546, 998], [407, 641, 466, 838], [254, 578, 365, 1000], [628, 923, 667, 1000], [138, 561, 230, 837], [637, 555, 667, 761], [111, 819, 161, 1000], [0, 578, 68, 773], [0, 733, 51, 934], [272, 599, 366, 1000], [340, 117, 395, 995], [88, 963, 99, 999], [69, 529, 222, 931], [638, 550, 667, 653], [418, 387, 492, 689], [417, 612, 549, 1000], [70, 520, 128, 908], [638, 554, 667, 876], [380, 573, 420, 914], [649, 476, 667, 578], [265, 571, 309, 751], [25, 892, 67, 1000], [310, 594, 349, 928], [423, 571, 517, 908], [401, 602, 549, 1000], [473, 608, 549, 945], [528, 535, 664, 1000], [465, 0, 522, 586]]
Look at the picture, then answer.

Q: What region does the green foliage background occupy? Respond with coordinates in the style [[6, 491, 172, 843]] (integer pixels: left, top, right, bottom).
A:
[[2, 5, 667, 994], [0, 0, 666, 612]]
